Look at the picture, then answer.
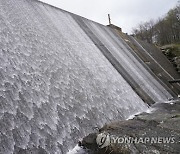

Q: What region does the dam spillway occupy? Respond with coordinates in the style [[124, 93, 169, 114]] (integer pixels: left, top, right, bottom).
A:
[[0, 0, 179, 153]]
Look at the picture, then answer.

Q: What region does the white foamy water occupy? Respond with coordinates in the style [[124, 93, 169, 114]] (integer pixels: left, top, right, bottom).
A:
[[67, 145, 87, 154], [0, 0, 173, 153], [126, 107, 155, 120]]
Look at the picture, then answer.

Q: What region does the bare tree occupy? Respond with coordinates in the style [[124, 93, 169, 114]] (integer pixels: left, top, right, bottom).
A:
[[132, 3, 180, 45]]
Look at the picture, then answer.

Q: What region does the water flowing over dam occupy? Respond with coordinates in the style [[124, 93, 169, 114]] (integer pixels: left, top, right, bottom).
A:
[[0, 0, 179, 153]]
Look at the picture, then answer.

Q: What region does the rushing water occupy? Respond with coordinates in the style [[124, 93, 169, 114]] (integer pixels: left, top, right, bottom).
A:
[[0, 0, 173, 153], [67, 145, 87, 154]]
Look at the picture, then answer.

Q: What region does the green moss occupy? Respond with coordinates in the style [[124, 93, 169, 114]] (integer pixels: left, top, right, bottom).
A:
[[162, 44, 180, 56], [171, 114, 180, 118]]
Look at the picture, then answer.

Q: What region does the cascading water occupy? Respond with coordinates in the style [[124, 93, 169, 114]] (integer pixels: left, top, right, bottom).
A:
[[0, 0, 173, 153], [80, 20, 173, 103]]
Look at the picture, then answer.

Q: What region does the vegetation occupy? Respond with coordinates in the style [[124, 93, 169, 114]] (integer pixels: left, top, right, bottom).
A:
[[132, 2, 180, 73], [161, 44, 180, 73], [132, 3, 180, 46]]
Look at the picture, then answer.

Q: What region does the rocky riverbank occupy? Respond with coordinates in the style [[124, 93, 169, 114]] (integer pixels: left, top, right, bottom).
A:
[[80, 100, 180, 154], [161, 44, 180, 74]]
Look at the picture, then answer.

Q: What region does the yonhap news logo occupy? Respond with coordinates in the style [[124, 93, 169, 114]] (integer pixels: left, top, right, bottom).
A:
[[96, 132, 111, 148], [96, 132, 176, 149]]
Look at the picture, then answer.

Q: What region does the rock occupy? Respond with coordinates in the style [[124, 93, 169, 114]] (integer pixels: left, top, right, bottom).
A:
[[81, 133, 98, 151], [81, 101, 180, 154]]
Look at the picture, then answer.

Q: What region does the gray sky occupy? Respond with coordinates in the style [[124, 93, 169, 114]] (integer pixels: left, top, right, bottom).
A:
[[40, 0, 179, 34]]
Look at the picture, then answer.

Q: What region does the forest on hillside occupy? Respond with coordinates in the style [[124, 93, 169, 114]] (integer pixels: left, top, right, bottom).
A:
[[132, 3, 180, 46]]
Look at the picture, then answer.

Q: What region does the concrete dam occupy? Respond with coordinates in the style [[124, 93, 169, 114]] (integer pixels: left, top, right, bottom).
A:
[[0, 0, 179, 153]]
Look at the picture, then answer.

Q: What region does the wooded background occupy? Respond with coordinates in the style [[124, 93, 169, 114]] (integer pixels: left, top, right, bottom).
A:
[[132, 3, 180, 45]]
